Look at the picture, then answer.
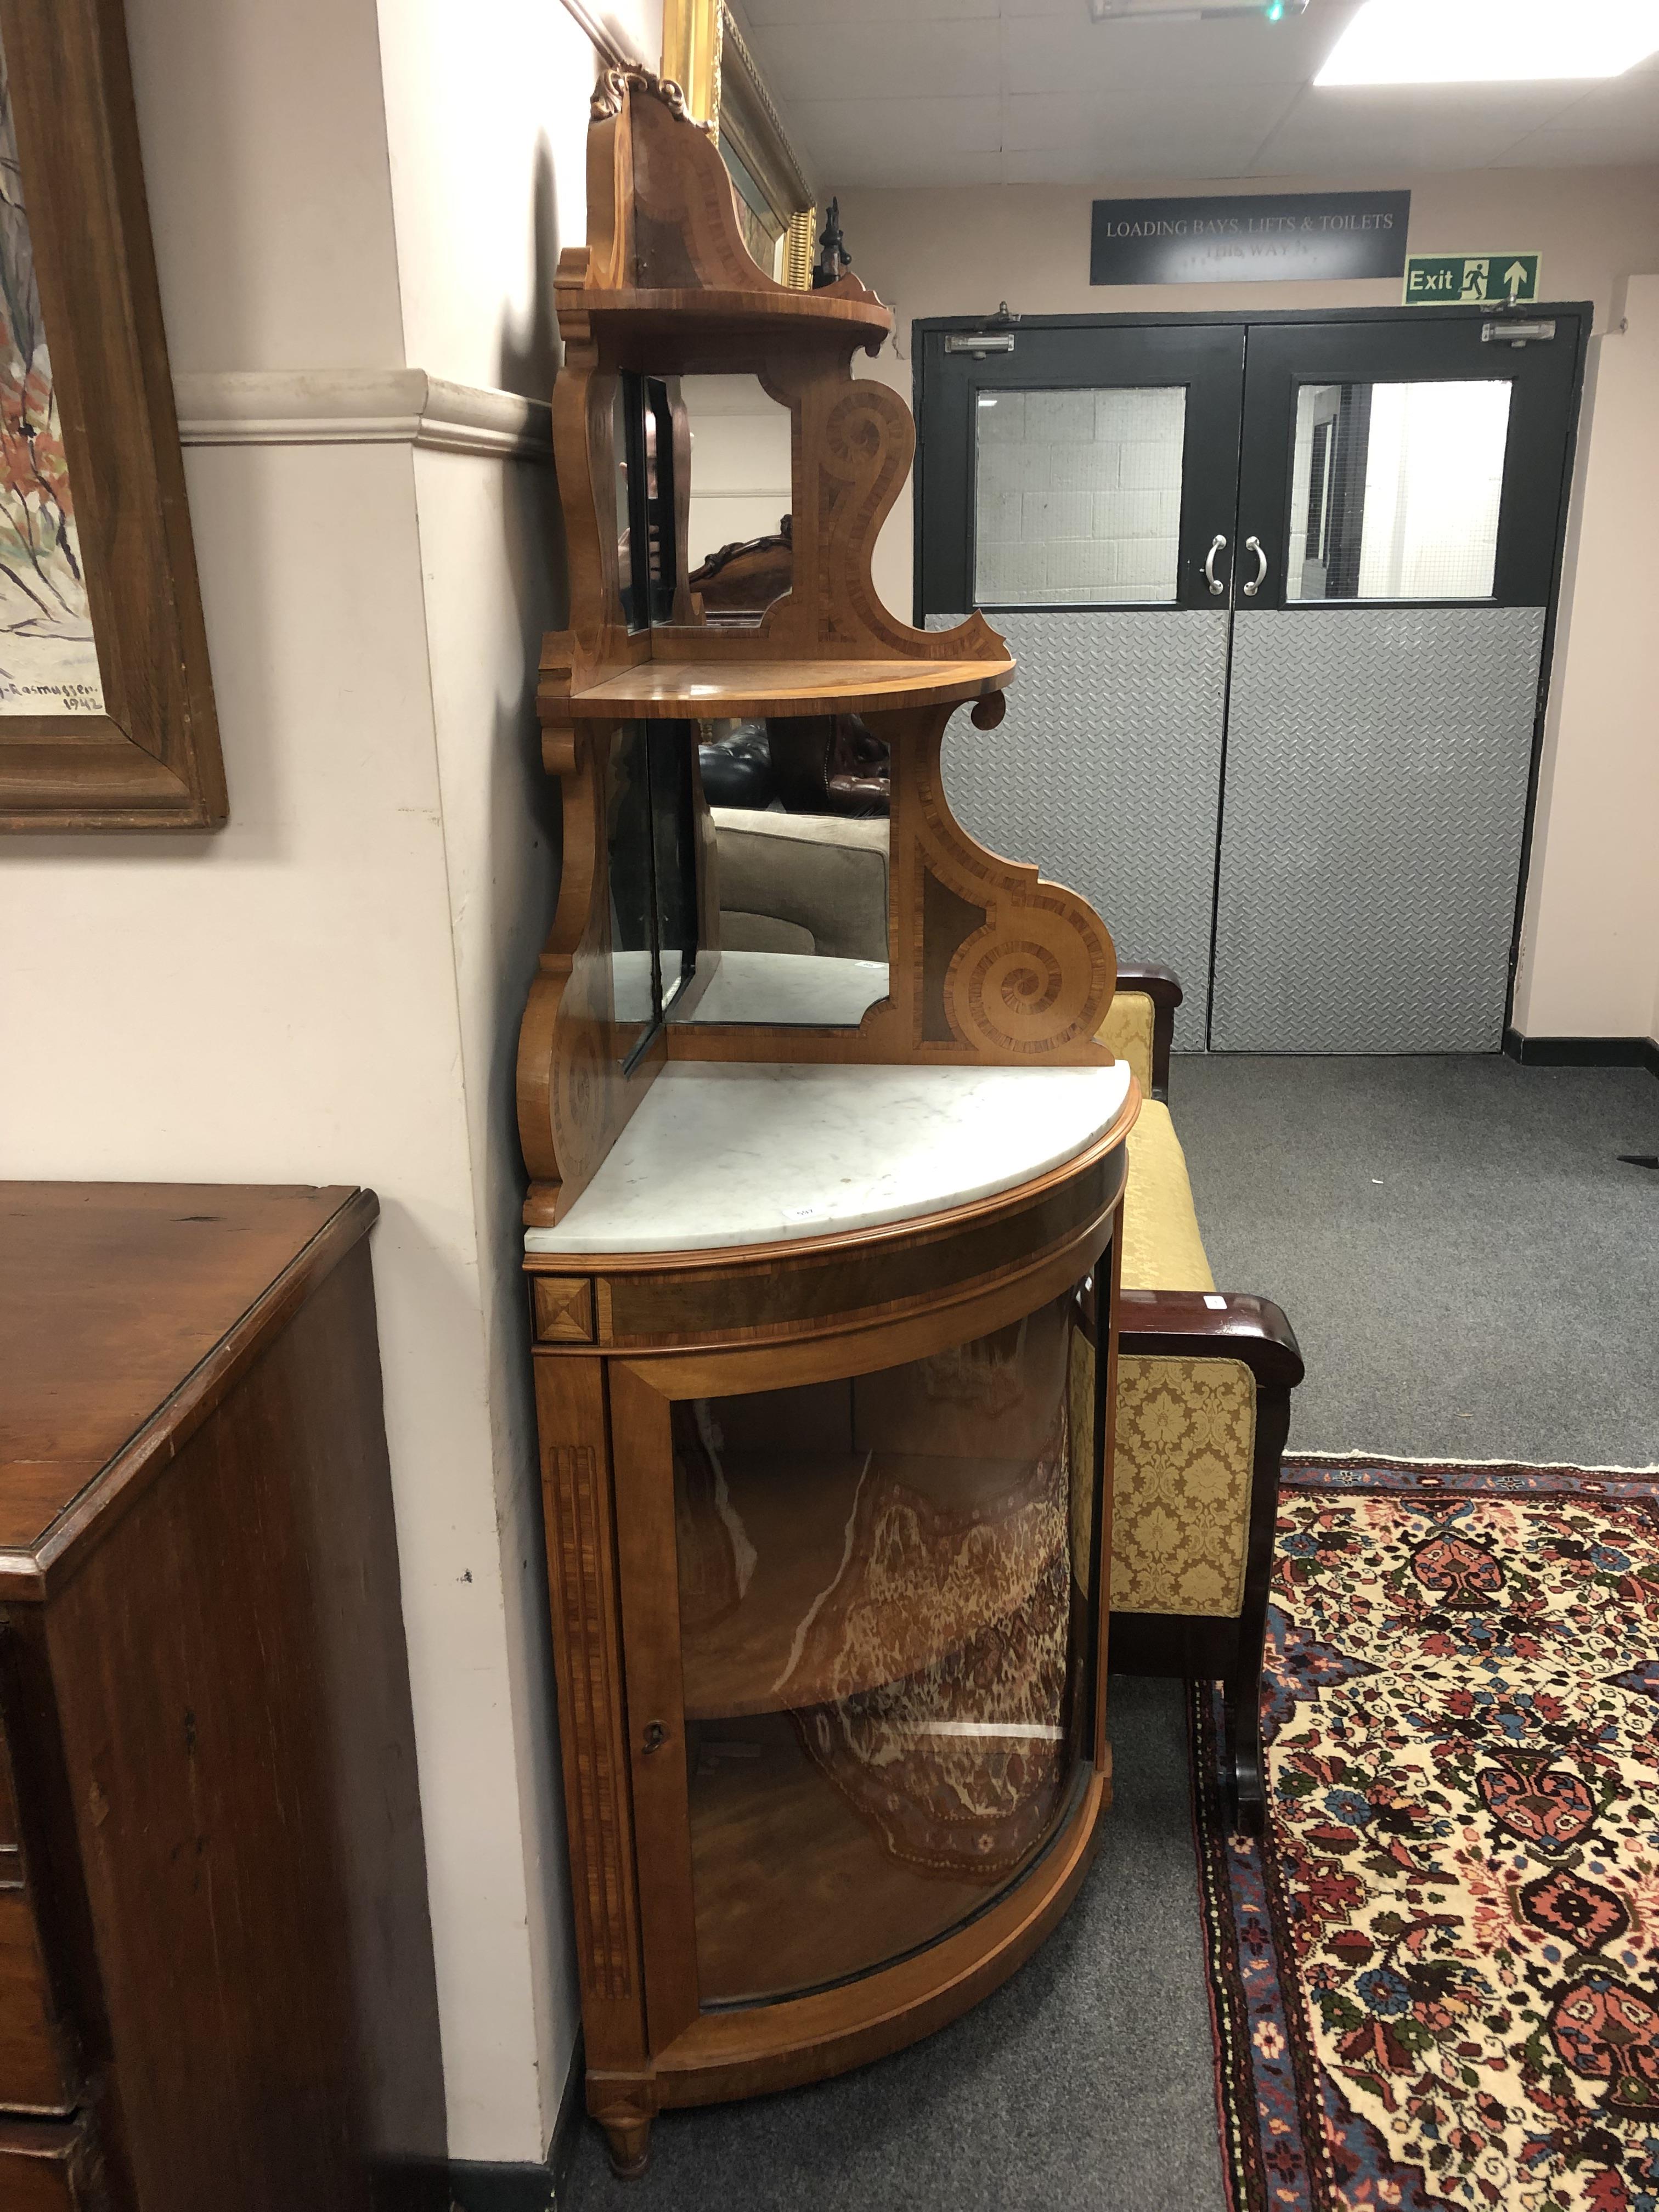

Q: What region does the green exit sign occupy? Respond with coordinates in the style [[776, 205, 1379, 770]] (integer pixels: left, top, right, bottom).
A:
[[1404, 253, 1541, 306]]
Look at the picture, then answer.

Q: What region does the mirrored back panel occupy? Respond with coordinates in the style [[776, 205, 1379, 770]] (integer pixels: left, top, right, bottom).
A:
[[607, 718, 701, 1066], [673, 712, 891, 1030], [682, 375, 794, 629]]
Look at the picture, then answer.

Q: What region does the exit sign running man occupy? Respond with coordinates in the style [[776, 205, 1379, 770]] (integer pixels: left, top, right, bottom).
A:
[[1404, 253, 1541, 306]]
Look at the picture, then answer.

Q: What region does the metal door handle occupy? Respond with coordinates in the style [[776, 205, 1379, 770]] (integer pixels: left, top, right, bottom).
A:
[[1203, 534, 1228, 596], [1243, 536, 1268, 598]]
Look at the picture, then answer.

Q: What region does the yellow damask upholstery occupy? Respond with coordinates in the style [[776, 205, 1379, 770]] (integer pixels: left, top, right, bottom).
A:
[[1109, 1356, 1255, 1615], [1097, 989, 1154, 1098], [1101, 988, 1253, 1622], [1120, 1102, 1215, 1295]]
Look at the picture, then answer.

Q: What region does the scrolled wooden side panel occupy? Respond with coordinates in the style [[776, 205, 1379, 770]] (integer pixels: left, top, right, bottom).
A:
[[674, 699, 1118, 1070], [517, 720, 664, 1225], [894, 702, 1117, 1062], [741, 358, 1008, 671]]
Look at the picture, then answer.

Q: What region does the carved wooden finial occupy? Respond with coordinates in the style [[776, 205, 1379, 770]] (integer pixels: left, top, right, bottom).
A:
[[590, 64, 714, 131]]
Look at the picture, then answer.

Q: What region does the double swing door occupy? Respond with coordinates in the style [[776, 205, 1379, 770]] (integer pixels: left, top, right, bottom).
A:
[[916, 307, 1586, 1051]]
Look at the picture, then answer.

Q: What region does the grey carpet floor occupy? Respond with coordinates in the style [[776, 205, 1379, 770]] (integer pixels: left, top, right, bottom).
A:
[[563, 1678, 1214, 2212], [1173, 1055, 1659, 1470], [562, 1056, 1659, 2208]]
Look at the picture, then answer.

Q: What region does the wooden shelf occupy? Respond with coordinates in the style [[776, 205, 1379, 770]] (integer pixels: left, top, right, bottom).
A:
[[680, 1446, 1058, 1721], [688, 1711, 1013, 2004], [566, 656, 1015, 721], [574, 286, 895, 352]]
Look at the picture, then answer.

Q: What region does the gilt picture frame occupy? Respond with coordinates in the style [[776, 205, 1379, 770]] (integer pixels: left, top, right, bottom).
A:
[[0, 0, 224, 831], [661, 0, 816, 288]]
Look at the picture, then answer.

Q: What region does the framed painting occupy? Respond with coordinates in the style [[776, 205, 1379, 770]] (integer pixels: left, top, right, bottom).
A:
[[0, 0, 224, 830]]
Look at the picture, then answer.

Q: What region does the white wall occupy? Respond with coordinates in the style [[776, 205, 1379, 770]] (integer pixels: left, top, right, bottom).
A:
[[0, 436, 553, 2151], [371, 0, 653, 2151], [837, 163, 1659, 1043], [682, 374, 794, 567], [1513, 275, 1659, 1045], [125, 0, 405, 371], [2, 0, 662, 2166]]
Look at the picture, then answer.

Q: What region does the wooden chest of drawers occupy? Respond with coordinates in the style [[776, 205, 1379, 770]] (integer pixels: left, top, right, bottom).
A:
[[0, 1186, 445, 2211]]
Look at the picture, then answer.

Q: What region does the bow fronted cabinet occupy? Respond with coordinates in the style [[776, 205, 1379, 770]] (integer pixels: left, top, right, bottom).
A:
[[518, 70, 1143, 2176]]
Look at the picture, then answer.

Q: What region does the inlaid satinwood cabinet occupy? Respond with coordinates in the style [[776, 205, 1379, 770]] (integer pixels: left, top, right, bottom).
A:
[[518, 66, 1142, 2174]]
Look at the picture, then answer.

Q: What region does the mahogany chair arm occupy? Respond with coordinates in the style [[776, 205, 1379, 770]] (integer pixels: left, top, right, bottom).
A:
[[1117, 1286, 1304, 1391], [1113, 962, 1182, 1098]]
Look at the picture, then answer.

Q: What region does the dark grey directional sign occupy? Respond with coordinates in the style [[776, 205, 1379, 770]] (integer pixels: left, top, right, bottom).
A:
[[1091, 192, 1410, 286]]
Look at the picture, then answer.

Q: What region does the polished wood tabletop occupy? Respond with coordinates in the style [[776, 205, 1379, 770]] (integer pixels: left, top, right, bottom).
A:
[[0, 1183, 356, 1560]]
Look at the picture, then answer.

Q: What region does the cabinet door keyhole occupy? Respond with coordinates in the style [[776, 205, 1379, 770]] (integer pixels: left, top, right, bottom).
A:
[[641, 1720, 667, 1754]]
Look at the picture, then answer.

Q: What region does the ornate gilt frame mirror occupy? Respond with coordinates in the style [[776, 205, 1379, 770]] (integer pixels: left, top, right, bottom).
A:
[[660, 0, 816, 287]]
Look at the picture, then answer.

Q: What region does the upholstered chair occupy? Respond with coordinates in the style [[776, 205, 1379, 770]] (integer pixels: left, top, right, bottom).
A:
[[1100, 968, 1304, 1833]]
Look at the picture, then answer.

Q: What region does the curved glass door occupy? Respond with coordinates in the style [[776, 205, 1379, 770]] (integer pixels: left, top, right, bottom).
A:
[[671, 1288, 1101, 2007]]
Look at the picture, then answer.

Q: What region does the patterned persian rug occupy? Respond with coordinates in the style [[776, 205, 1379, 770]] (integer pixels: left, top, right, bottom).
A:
[[1194, 1457, 1659, 2212]]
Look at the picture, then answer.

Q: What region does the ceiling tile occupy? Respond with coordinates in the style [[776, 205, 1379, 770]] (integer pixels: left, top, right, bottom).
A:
[[741, 0, 1659, 192], [1002, 146, 1104, 182], [1002, 91, 1087, 150], [1542, 68, 1659, 129], [750, 17, 1002, 99], [825, 142, 1010, 188], [1001, 8, 1361, 98], [1251, 82, 1588, 175], [787, 94, 1004, 184], [742, 0, 996, 21], [1494, 121, 1659, 167], [1000, 83, 1298, 168]]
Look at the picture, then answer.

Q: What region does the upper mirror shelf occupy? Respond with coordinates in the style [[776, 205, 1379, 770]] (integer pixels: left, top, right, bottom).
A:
[[569, 283, 894, 357], [565, 656, 1015, 720]]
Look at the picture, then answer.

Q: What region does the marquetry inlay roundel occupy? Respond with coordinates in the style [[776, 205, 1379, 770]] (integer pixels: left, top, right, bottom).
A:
[[821, 387, 905, 479], [947, 895, 1114, 1055]]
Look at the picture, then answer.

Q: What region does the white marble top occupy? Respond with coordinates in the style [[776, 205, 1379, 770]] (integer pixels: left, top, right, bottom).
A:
[[525, 1060, 1133, 1256], [672, 950, 889, 1029]]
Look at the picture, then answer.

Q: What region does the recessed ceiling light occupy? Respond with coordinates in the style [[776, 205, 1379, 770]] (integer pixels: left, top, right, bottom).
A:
[[1316, 0, 1659, 84]]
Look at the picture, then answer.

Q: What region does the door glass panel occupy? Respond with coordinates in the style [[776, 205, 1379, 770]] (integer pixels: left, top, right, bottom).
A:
[[674, 1291, 1098, 2006], [1289, 380, 1511, 602], [974, 386, 1186, 607]]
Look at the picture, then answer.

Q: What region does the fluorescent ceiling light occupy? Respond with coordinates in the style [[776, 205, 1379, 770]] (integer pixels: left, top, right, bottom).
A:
[[1087, 0, 1306, 20], [1317, 0, 1659, 84]]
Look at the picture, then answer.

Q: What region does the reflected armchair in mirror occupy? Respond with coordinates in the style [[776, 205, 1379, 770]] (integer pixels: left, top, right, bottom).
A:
[[690, 514, 793, 623]]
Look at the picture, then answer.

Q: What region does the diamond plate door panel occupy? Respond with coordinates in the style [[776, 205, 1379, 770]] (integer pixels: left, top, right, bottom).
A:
[[1210, 607, 1545, 1053], [928, 611, 1231, 1047]]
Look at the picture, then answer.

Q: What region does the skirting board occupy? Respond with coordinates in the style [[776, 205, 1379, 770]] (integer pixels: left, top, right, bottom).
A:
[[1504, 1029, 1659, 1077], [445, 2162, 556, 2211], [448, 2040, 584, 2211]]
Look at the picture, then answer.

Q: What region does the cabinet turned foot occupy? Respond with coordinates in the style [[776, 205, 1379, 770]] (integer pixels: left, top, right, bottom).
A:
[[601, 2114, 652, 2179]]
